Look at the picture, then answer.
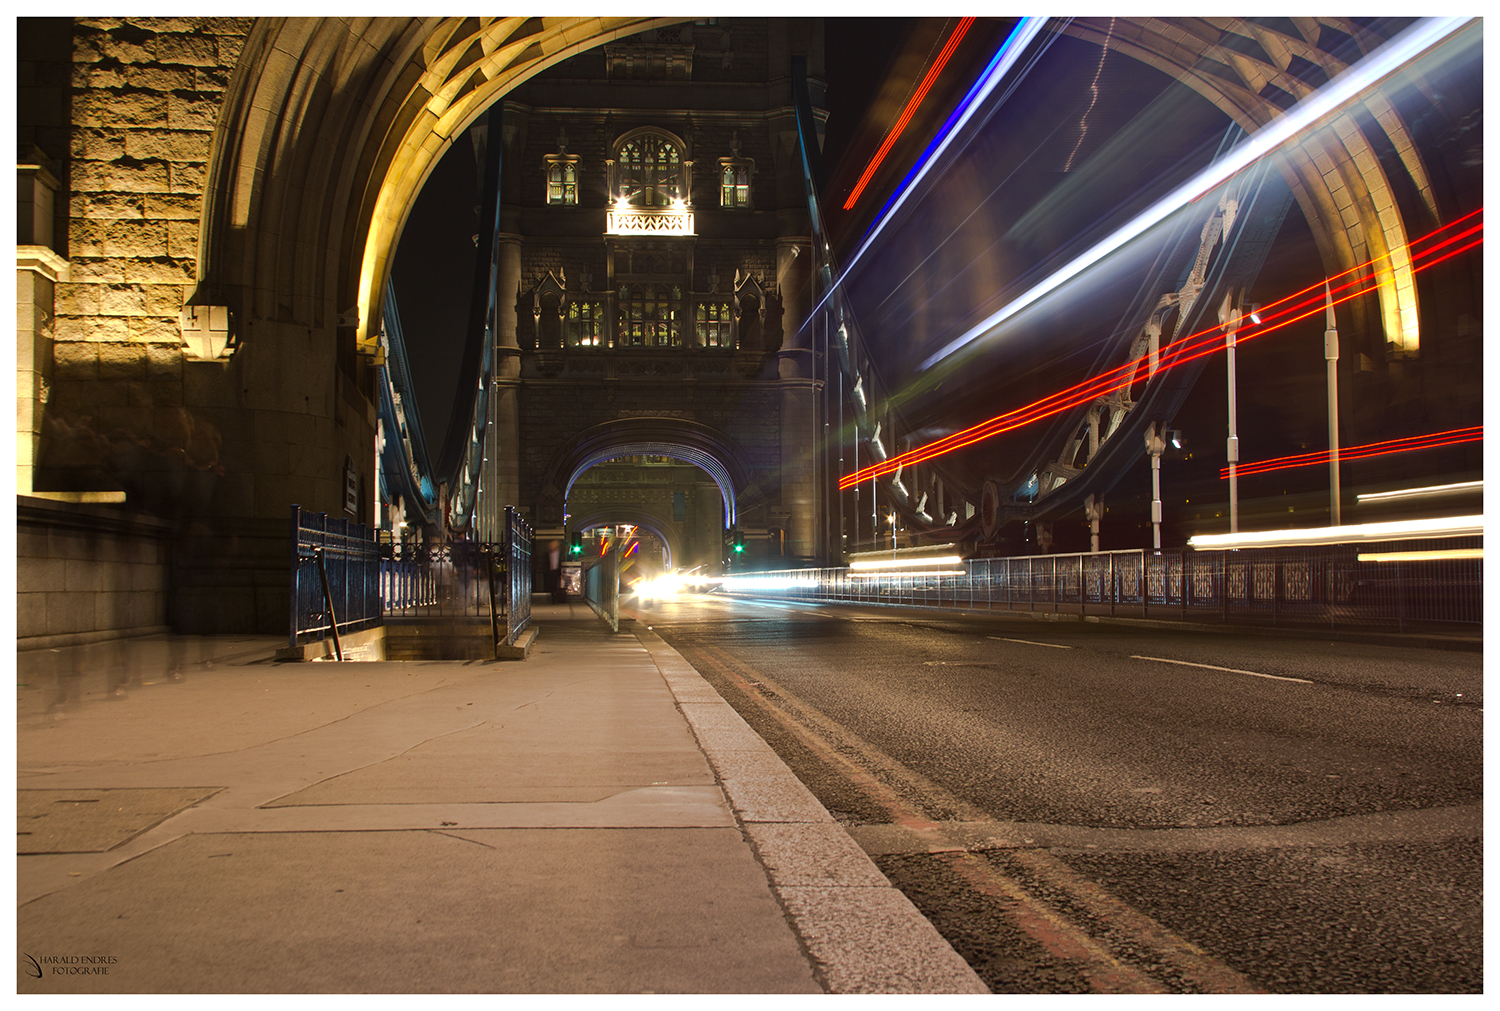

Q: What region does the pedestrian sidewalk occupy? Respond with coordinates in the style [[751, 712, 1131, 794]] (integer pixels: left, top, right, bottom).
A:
[[14, 603, 984, 994]]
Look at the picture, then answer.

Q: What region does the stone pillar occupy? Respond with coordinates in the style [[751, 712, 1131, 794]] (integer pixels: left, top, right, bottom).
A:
[[777, 235, 816, 562], [17, 158, 66, 495], [481, 233, 523, 541]]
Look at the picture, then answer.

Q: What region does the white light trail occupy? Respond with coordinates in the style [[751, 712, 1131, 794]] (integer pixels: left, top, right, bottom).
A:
[[849, 554, 964, 571], [1187, 514, 1484, 550], [1356, 480, 1482, 502], [918, 16, 1475, 372], [1357, 548, 1483, 563]]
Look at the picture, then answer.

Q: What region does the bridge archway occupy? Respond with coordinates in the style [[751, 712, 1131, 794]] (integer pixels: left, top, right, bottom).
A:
[[567, 510, 683, 572], [543, 419, 756, 534], [198, 17, 684, 353]]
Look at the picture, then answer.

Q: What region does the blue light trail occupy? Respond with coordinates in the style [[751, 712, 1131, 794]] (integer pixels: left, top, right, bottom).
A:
[[916, 16, 1475, 372]]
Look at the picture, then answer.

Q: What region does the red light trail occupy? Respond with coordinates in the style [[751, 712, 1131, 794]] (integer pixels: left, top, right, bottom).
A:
[[1222, 427, 1483, 480], [839, 209, 1482, 491], [842, 17, 975, 212]]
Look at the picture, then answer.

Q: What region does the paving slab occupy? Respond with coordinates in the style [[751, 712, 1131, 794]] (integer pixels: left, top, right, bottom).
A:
[[16, 609, 985, 993]]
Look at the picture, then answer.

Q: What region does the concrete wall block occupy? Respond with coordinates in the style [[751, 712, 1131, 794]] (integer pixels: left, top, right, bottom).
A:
[[124, 128, 212, 162], [253, 439, 292, 476], [73, 192, 147, 219], [66, 259, 129, 285], [127, 316, 184, 344], [73, 89, 169, 128], [16, 591, 47, 640], [125, 65, 197, 92], [99, 34, 158, 65], [97, 285, 148, 316], [166, 220, 199, 259], [103, 219, 169, 258], [46, 591, 97, 635], [97, 343, 149, 380], [54, 283, 101, 316], [146, 344, 185, 380], [194, 67, 231, 92], [16, 557, 67, 594], [52, 316, 130, 345], [52, 342, 101, 377], [143, 192, 204, 220], [169, 162, 207, 194], [213, 31, 252, 68], [132, 17, 214, 34], [126, 258, 196, 286], [157, 33, 220, 67], [71, 220, 108, 257], [207, 17, 256, 36], [142, 283, 189, 314], [166, 94, 221, 131]]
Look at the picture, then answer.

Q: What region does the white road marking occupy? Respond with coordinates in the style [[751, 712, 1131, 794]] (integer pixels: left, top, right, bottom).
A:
[[989, 636, 1072, 649], [1130, 655, 1313, 684]]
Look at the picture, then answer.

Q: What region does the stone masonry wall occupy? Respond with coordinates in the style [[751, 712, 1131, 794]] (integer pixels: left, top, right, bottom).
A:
[[43, 18, 250, 498]]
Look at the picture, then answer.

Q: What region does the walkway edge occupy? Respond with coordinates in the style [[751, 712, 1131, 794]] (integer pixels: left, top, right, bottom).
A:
[[633, 626, 989, 995]]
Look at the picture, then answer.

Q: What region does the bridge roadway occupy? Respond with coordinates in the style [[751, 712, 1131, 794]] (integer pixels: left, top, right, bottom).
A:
[[16, 595, 1481, 993], [632, 592, 1483, 993]]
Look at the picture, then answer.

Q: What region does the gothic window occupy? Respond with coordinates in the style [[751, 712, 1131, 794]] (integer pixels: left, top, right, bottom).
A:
[[546, 129, 579, 205], [567, 299, 603, 347], [546, 159, 578, 205], [618, 283, 682, 347], [696, 301, 732, 348], [616, 134, 684, 207], [720, 163, 751, 208]]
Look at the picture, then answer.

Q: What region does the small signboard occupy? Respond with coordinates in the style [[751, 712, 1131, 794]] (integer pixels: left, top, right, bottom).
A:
[[344, 455, 358, 515]]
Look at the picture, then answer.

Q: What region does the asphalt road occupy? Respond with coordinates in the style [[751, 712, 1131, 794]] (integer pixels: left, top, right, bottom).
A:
[[629, 592, 1483, 994]]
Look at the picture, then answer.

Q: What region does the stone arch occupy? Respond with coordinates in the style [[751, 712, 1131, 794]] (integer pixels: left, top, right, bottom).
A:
[[544, 418, 756, 530], [1056, 16, 1455, 359], [197, 16, 684, 352]]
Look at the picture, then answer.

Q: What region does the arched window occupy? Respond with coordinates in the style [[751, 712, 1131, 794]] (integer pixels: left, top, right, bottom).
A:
[[618, 283, 682, 347], [547, 159, 578, 205], [720, 163, 751, 208], [615, 133, 684, 207]]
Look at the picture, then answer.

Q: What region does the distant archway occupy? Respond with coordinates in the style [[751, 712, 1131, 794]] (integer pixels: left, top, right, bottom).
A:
[[544, 418, 755, 531]]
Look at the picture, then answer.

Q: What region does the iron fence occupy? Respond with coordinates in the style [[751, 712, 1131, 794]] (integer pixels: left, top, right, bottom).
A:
[[380, 505, 533, 648], [502, 505, 533, 646], [722, 538, 1480, 631], [288, 505, 382, 654]]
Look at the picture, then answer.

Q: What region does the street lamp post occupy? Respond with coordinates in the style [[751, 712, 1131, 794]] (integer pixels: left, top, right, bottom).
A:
[[1144, 424, 1166, 552], [1323, 281, 1342, 526], [1084, 493, 1104, 553], [1218, 292, 1243, 533]]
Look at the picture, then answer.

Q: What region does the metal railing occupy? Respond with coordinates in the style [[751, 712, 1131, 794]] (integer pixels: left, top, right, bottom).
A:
[[721, 538, 1481, 632], [502, 505, 533, 647], [288, 505, 382, 656], [583, 543, 620, 632]]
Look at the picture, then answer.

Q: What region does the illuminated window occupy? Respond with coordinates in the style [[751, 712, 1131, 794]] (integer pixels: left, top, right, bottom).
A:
[[616, 133, 684, 207], [720, 162, 751, 208], [546, 159, 578, 205], [546, 129, 579, 206], [618, 284, 681, 347], [696, 301, 732, 347], [567, 300, 603, 347]]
